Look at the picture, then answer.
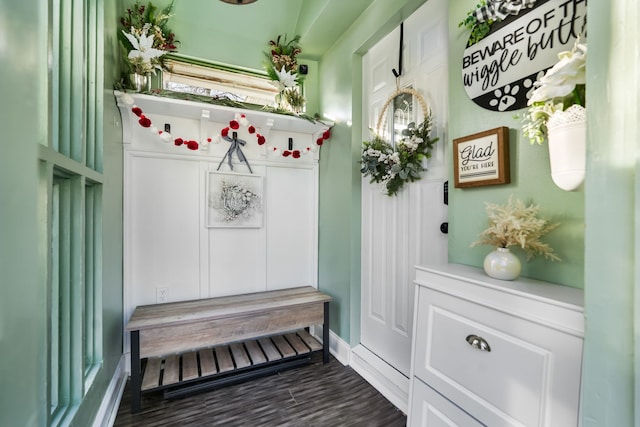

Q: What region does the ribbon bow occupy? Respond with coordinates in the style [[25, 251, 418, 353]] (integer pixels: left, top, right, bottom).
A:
[[473, 0, 537, 23], [217, 131, 253, 174]]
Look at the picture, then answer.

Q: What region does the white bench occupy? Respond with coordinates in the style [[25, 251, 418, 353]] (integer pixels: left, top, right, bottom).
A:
[[126, 286, 332, 412]]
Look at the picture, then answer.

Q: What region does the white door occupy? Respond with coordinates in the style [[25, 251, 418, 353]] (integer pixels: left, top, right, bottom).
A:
[[360, 0, 449, 378]]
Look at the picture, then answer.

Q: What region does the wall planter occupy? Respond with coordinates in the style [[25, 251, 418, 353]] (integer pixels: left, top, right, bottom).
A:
[[546, 105, 586, 191]]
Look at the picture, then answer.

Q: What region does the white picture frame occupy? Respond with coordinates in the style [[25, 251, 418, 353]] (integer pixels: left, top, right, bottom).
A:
[[206, 171, 264, 228]]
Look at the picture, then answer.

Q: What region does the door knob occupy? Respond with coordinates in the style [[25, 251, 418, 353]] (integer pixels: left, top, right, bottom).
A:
[[440, 222, 448, 234]]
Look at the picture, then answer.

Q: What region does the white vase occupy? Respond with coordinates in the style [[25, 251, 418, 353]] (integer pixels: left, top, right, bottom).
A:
[[483, 247, 521, 281], [546, 105, 586, 191], [130, 73, 151, 92]]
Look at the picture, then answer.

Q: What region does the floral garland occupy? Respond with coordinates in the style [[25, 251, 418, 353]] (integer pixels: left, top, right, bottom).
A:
[[360, 87, 438, 196], [119, 92, 331, 157]]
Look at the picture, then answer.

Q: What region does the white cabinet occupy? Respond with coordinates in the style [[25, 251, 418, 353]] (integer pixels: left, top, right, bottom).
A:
[[408, 264, 584, 427]]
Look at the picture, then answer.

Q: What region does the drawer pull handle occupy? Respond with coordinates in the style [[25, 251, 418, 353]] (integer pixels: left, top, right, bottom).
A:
[[466, 334, 491, 352]]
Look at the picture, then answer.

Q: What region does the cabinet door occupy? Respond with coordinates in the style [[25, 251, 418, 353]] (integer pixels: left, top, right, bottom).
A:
[[409, 378, 484, 427], [413, 286, 583, 426]]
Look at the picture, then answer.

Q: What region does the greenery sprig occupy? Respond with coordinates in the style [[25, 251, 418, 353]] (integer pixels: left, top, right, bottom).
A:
[[458, 1, 494, 46]]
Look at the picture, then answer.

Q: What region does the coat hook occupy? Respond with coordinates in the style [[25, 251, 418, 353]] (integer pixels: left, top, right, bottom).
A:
[[392, 22, 404, 78]]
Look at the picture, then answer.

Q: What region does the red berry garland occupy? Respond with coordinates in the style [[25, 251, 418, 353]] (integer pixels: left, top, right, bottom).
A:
[[125, 100, 331, 157]]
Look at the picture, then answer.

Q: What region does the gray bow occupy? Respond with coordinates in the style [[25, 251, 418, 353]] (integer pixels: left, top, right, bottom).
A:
[[217, 132, 253, 174], [473, 0, 537, 23]]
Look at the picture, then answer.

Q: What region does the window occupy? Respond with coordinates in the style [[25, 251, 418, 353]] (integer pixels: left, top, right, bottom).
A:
[[44, 0, 103, 424]]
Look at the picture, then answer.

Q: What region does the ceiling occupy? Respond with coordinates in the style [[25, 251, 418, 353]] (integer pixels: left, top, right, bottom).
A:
[[206, 0, 376, 60]]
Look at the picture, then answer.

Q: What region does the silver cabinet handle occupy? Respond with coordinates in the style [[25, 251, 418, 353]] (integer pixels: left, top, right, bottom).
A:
[[466, 334, 491, 352]]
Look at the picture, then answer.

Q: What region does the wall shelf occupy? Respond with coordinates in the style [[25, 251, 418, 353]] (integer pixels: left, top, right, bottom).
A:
[[115, 91, 332, 153]]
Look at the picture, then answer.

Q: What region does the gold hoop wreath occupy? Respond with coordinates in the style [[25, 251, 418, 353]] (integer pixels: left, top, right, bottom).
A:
[[360, 87, 438, 196]]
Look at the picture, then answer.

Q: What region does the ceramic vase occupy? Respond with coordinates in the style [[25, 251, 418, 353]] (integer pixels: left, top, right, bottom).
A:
[[483, 247, 521, 281], [546, 104, 586, 191]]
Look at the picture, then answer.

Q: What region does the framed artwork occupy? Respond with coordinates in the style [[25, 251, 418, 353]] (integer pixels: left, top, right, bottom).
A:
[[453, 126, 510, 188], [206, 171, 263, 228]]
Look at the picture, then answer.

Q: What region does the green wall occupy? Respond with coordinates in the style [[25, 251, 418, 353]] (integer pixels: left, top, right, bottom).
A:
[[447, 0, 585, 289], [581, 1, 639, 425], [0, 0, 47, 425]]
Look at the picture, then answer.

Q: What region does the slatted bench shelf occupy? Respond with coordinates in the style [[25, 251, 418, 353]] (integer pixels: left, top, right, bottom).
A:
[[126, 286, 332, 413]]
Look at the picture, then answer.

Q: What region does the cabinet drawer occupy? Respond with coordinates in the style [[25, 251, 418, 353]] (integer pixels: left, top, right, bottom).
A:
[[409, 377, 483, 427], [413, 286, 583, 427]]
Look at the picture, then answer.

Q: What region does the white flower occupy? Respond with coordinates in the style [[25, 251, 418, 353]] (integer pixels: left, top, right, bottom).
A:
[[273, 66, 297, 90], [522, 40, 587, 144], [123, 26, 165, 74], [398, 135, 422, 152], [528, 43, 586, 105]]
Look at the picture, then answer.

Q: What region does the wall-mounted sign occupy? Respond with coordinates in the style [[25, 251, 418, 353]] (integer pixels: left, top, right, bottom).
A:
[[453, 127, 510, 188], [462, 0, 587, 112]]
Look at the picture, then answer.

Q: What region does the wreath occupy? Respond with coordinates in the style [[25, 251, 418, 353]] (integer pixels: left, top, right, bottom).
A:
[[360, 87, 438, 196]]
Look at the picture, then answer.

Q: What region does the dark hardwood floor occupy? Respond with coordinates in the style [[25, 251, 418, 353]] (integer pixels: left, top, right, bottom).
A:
[[114, 355, 407, 426]]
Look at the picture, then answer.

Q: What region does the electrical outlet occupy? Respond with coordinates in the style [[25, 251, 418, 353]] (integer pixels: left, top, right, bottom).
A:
[[156, 287, 168, 303]]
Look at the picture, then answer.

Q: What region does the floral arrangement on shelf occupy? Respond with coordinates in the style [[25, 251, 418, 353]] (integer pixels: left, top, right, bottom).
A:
[[119, 1, 178, 76], [522, 39, 587, 145], [459, 0, 537, 46], [360, 88, 438, 197], [263, 34, 306, 112], [471, 196, 561, 261]]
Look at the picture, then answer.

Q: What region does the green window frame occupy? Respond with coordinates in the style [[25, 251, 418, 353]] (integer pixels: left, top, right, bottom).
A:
[[44, 0, 104, 424]]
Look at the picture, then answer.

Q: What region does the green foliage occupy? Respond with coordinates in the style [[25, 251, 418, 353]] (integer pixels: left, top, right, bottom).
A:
[[458, 1, 495, 47]]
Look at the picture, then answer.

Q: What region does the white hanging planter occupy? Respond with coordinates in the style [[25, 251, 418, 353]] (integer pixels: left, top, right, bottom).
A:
[[546, 105, 586, 191]]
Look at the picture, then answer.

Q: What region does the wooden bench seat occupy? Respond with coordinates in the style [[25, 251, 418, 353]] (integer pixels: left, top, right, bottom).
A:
[[126, 286, 331, 412]]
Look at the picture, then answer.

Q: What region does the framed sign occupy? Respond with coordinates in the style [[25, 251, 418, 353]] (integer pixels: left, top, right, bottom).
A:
[[453, 127, 510, 188], [461, 0, 587, 111]]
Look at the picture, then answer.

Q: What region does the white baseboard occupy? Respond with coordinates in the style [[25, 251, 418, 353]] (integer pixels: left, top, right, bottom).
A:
[[350, 344, 409, 414], [92, 355, 128, 427], [311, 325, 351, 366]]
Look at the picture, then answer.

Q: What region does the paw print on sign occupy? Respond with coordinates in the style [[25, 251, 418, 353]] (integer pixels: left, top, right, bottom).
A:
[[489, 84, 520, 111]]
